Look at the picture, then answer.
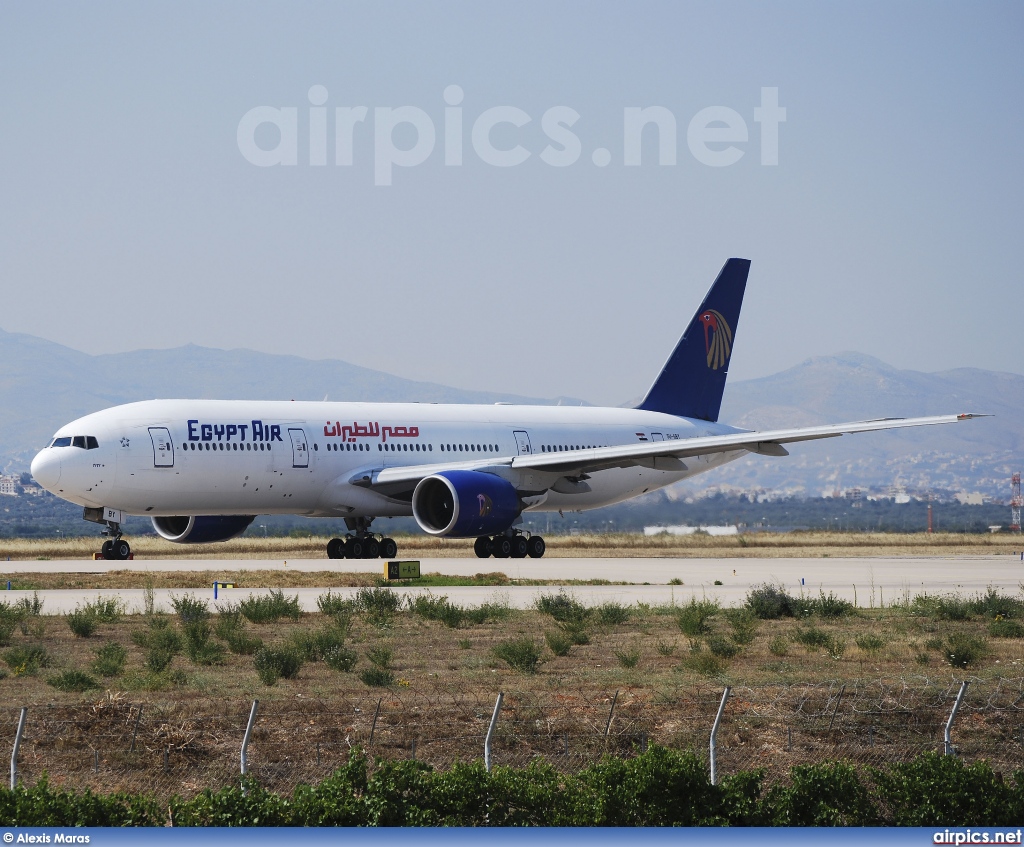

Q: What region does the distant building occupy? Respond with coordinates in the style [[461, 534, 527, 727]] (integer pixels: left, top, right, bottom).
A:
[[644, 525, 739, 537], [0, 475, 19, 496]]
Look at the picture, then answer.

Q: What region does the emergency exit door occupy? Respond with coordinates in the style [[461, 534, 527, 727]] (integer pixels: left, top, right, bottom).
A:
[[148, 427, 174, 468], [289, 428, 309, 468], [513, 430, 533, 455]]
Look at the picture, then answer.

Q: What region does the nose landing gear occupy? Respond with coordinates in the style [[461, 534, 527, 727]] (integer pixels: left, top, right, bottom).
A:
[[99, 523, 132, 561], [474, 531, 545, 559]]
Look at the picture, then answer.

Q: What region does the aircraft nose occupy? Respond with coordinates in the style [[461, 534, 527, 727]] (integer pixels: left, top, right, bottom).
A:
[[30, 449, 61, 491]]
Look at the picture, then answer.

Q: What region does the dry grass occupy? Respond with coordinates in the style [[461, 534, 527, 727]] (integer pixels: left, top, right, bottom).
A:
[[1, 531, 1020, 562]]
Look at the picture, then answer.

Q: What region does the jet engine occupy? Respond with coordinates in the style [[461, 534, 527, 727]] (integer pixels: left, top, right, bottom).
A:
[[152, 515, 256, 544], [412, 470, 519, 537]]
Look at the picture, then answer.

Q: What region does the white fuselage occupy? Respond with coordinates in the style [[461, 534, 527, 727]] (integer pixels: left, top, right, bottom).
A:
[[30, 399, 747, 519]]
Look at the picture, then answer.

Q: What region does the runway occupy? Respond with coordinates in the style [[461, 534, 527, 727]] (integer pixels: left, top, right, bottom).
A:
[[2, 555, 1021, 614]]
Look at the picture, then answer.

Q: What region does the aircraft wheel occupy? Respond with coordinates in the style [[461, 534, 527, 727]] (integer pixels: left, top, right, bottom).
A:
[[474, 536, 492, 558], [527, 535, 546, 558], [346, 538, 364, 559], [492, 536, 512, 558], [326, 537, 345, 559], [101, 540, 113, 560], [380, 538, 398, 559], [510, 536, 528, 558], [364, 538, 380, 559], [112, 539, 131, 561]]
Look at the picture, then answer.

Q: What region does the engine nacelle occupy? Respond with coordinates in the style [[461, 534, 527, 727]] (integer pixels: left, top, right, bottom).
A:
[[152, 515, 256, 544], [412, 471, 519, 537]]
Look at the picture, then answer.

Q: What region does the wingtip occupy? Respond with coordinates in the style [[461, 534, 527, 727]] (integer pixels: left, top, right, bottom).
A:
[[957, 413, 992, 420]]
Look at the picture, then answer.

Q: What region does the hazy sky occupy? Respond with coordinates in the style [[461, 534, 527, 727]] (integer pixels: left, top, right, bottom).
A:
[[1, 1, 1021, 406]]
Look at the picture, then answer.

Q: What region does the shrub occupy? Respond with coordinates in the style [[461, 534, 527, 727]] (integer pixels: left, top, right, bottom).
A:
[[596, 602, 631, 626], [614, 647, 641, 668], [355, 587, 402, 618], [171, 593, 209, 624], [746, 584, 797, 620], [225, 629, 263, 655], [492, 637, 541, 673], [291, 627, 348, 662], [409, 593, 465, 628], [793, 626, 845, 659], [4, 644, 50, 674], [254, 647, 303, 685], [680, 652, 726, 677], [990, 618, 1024, 638], [83, 596, 124, 623], [48, 670, 99, 692], [359, 666, 395, 687], [66, 607, 98, 638], [323, 645, 358, 672], [536, 592, 590, 624], [676, 599, 719, 636], [943, 632, 987, 668], [545, 630, 573, 657], [810, 591, 854, 619], [183, 621, 225, 665], [16, 593, 44, 617], [92, 642, 127, 677], [0, 603, 22, 645], [655, 640, 676, 656], [317, 591, 357, 618], [768, 636, 789, 656], [706, 635, 739, 659], [239, 590, 301, 623], [559, 620, 590, 645], [214, 602, 244, 636], [765, 761, 877, 825], [969, 587, 1024, 620], [855, 634, 885, 655], [724, 608, 758, 644], [146, 647, 175, 674], [367, 646, 393, 669]]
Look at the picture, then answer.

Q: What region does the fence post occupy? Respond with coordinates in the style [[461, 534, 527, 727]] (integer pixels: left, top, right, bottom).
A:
[[129, 704, 143, 753], [10, 707, 26, 790], [604, 690, 619, 738], [484, 692, 504, 773], [369, 697, 382, 747], [944, 681, 969, 756], [709, 687, 731, 786], [827, 684, 846, 733], [241, 699, 259, 789]]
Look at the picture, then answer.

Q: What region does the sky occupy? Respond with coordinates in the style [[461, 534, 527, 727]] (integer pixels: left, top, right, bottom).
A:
[[1, 1, 1021, 407]]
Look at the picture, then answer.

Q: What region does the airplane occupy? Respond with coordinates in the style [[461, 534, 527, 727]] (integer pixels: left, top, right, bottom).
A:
[[30, 258, 981, 561]]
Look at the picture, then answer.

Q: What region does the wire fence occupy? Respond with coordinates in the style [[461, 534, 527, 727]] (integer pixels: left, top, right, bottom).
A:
[[5, 676, 1024, 801]]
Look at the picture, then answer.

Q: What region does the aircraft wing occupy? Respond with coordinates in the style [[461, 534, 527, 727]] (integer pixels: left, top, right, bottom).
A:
[[362, 413, 983, 491]]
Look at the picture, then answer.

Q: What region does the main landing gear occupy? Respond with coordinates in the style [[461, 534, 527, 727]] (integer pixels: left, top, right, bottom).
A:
[[326, 517, 398, 560], [99, 522, 132, 561], [475, 531, 545, 559]]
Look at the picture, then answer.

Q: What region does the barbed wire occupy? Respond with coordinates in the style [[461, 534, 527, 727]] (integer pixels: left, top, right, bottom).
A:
[[3, 677, 1022, 801]]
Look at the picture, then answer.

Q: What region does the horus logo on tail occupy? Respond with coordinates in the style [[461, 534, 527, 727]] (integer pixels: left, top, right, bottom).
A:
[[698, 309, 733, 370]]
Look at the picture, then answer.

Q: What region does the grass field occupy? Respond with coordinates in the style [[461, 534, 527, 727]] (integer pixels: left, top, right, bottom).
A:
[[1, 530, 1022, 561]]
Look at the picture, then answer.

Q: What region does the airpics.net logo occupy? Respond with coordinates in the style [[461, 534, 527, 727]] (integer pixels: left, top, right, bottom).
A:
[[236, 85, 786, 186]]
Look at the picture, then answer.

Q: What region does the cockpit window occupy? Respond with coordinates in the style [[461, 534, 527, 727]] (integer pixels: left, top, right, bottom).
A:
[[72, 436, 86, 449], [86, 436, 98, 449], [51, 437, 72, 448], [51, 435, 99, 449]]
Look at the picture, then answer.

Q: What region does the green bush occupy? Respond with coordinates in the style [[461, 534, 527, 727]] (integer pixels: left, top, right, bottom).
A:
[[492, 637, 541, 673], [323, 645, 358, 672], [409, 593, 465, 627], [145, 647, 175, 674], [48, 669, 100, 692], [706, 635, 739, 659], [83, 596, 124, 623], [253, 647, 302, 685], [92, 642, 127, 677], [969, 587, 1024, 620], [545, 630, 573, 657], [16, 593, 44, 617], [183, 621, 225, 665], [239, 590, 301, 624], [765, 761, 877, 825], [746, 583, 797, 619], [990, 617, 1024, 638], [768, 635, 789, 656], [317, 591, 357, 618], [0, 603, 22, 646], [680, 652, 726, 677], [291, 626, 348, 662], [856, 634, 886, 654], [359, 666, 395, 687], [171, 593, 209, 624], [676, 598, 719, 636], [943, 631, 987, 668], [225, 629, 263, 655], [66, 607, 98, 638], [724, 608, 758, 644], [596, 602, 631, 626], [809, 590, 854, 619], [614, 647, 641, 668], [4, 644, 50, 674], [355, 587, 402, 624], [367, 645, 392, 669], [536, 591, 590, 624]]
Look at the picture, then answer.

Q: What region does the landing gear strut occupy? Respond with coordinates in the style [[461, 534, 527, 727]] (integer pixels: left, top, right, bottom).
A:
[[475, 531, 545, 559], [99, 522, 132, 561], [326, 517, 398, 560]]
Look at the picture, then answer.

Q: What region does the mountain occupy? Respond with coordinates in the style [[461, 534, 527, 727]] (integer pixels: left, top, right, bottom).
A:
[[0, 327, 561, 470], [0, 331, 1018, 499]]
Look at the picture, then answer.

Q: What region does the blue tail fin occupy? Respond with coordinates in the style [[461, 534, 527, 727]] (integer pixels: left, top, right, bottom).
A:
[[637, 258, 750, 422]]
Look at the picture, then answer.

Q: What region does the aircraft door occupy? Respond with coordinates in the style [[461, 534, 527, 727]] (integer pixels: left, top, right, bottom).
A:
[[513, 430, 533, 456], [288, 428, 309, 468], [651, 433, 664, 442], [148, 427, 174, 468]]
